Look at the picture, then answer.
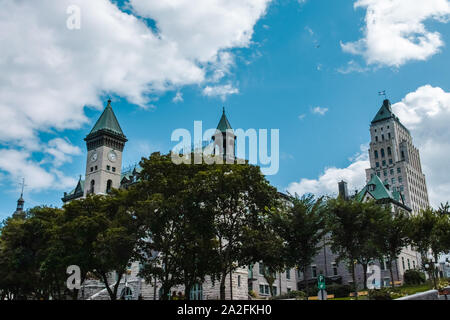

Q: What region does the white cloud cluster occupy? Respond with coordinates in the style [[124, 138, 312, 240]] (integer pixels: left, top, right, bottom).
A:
[[288, 85, 450, 208], [203, 84, 240, 101], [0, 0, 270, 193], [312, 106, 329, 116], [287, 145, 369, 197], [342, 0, 450, 67]]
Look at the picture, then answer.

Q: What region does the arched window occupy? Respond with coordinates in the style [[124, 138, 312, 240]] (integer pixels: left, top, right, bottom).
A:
[[387, 147, 392, 156], [120, 287, 133, 300], [106, 180, 112, 194], [381, 148, 385, 158], [374, 150, 379, 159], [90, 180, 95, 194]]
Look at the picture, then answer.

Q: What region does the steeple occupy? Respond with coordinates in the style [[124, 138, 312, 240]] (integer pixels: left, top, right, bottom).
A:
[[86, 100, 126, 140], [216, 107, 233, 133], [212, 107, 236, 161], [371, 99, 395, 124], [14, 178, 25, 214], [84, 99, 127, 152]]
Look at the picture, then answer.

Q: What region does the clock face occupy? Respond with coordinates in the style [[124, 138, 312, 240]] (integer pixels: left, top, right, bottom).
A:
[[91, 152, 98, 162], [108, 150, 117, 162]]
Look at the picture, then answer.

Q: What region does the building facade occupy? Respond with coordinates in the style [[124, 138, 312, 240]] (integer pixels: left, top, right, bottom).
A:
[[309, 99, 429, 290]]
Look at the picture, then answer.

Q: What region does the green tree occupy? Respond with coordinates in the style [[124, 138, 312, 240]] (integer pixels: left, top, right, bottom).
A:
[[133, 153, 219, 300], [272, 194, 326, 297], [326, 198, 367, 298], [375, 208, 411, 288]]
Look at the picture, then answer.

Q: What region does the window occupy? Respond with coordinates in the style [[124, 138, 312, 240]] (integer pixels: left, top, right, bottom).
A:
[[374, 150, 379, 159], [259, 285, 270, 295], [120, 287, 133, 300], [259, 263, 264, 275], [90, 180, 95, 194], [390, 169, 394, 175], [376, 171, 381, 177], [273, 286, 277, 296], [383, 170, 387, 177], [397, 168, 401, 174], [190, 283, 203, 300], [380, 259, 386, 271], [106, 180, 112, 194], [332, 262, 338, 276], [400, 186, 404, 192], [238, 275, 241, 287], [413, 260, 416, 269], [398, 176, 403, 183], [287, 288, 291, 293], [382, 160, 386, 166], [286, 269, 290, 280], [388, 133, 391, 139], [402, 257, 405, 270], [387, 147, 392, 156], [376, 136, 379, 142], [90, 167, 93, 172], [311, 266, 317, 278], [389, 159, 393, 165], [112, 167, 116, 173], [248, 265, 254, 279], [382, 134, 385, 141], [391, 178, 396, 184], [376, 162, 380, 168], [381, 148, 385, 158], [407, 259, 411, 270], [107, 165, 111, 171], [95, 165, 98, 170]]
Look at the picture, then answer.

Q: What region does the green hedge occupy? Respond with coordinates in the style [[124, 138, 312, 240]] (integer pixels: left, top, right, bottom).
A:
[[403, 269, 426, 285]]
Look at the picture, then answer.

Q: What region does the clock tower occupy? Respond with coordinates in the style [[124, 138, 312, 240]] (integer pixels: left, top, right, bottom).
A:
[[83, 100, 127, 196]]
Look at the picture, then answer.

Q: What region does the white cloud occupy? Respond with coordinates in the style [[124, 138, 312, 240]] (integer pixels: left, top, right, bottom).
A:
[[45, 138, 82, 167], [342, 0, 450, 67], [0, 149, 76, 191], [298, 114, 306, 120], [203, 84, 239, 100], [287, 145, 369, 197], [0, 0, 270, 193], [172, 92, 184, 103], [312, 106, 328, 115], [337, 60, 370, 74]]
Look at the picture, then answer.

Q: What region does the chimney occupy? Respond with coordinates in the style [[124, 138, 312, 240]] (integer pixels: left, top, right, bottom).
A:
[[338, 180, 349, 200]]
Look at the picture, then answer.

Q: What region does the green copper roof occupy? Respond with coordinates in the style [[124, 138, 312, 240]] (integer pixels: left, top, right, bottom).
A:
[[356, 175, 393, 202], [372, 99, 395, 123], [217, 108, 233, 132], [88, 100, 125, 137]]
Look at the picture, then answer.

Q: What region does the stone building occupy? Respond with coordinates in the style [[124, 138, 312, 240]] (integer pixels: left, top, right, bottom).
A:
[[307, 99, 429, 290]]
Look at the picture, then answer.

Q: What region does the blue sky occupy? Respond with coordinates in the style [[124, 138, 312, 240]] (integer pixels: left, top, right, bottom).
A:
[[2, 0, 450, 219]]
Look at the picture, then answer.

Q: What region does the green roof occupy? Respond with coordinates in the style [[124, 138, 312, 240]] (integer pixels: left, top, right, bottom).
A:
[[88, 100, 125, 137], [216, 108, 233, 132], [372, 99, 395, 123], [356, 175, 393, 202]]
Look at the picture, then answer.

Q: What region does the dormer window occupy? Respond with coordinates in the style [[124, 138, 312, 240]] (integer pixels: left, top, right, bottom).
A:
[[368, 184, 376, 192]]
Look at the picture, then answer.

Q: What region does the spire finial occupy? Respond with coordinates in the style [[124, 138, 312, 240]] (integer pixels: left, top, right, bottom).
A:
[[107, 99, 112, 107], [223, 106, 225, 114]]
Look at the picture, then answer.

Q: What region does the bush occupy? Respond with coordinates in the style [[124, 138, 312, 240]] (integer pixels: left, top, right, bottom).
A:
[[248, 290, 257, 298], [271, 290, 307, 300], [327, 284, 352, 298], [403, 269, 426, 285], [368, 288, 392, 300]]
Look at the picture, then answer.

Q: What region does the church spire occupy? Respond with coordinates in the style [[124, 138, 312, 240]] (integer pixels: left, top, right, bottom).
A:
[[15, 178, 25, 214]]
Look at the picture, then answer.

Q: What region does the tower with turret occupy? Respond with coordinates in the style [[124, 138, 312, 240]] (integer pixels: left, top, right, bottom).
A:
[[83, 100, 127, 196]]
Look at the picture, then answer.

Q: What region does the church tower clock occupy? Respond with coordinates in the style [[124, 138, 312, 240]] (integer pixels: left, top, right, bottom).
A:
[[83, 100, 127, 196]]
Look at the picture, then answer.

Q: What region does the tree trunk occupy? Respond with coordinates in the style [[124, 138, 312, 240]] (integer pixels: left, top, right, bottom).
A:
[[219, 272, 227, 300], [362, 263, 368, 290], [303, 265, 309, 298], [389, 261, 395, 289], [351, 262, 358, 300]]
